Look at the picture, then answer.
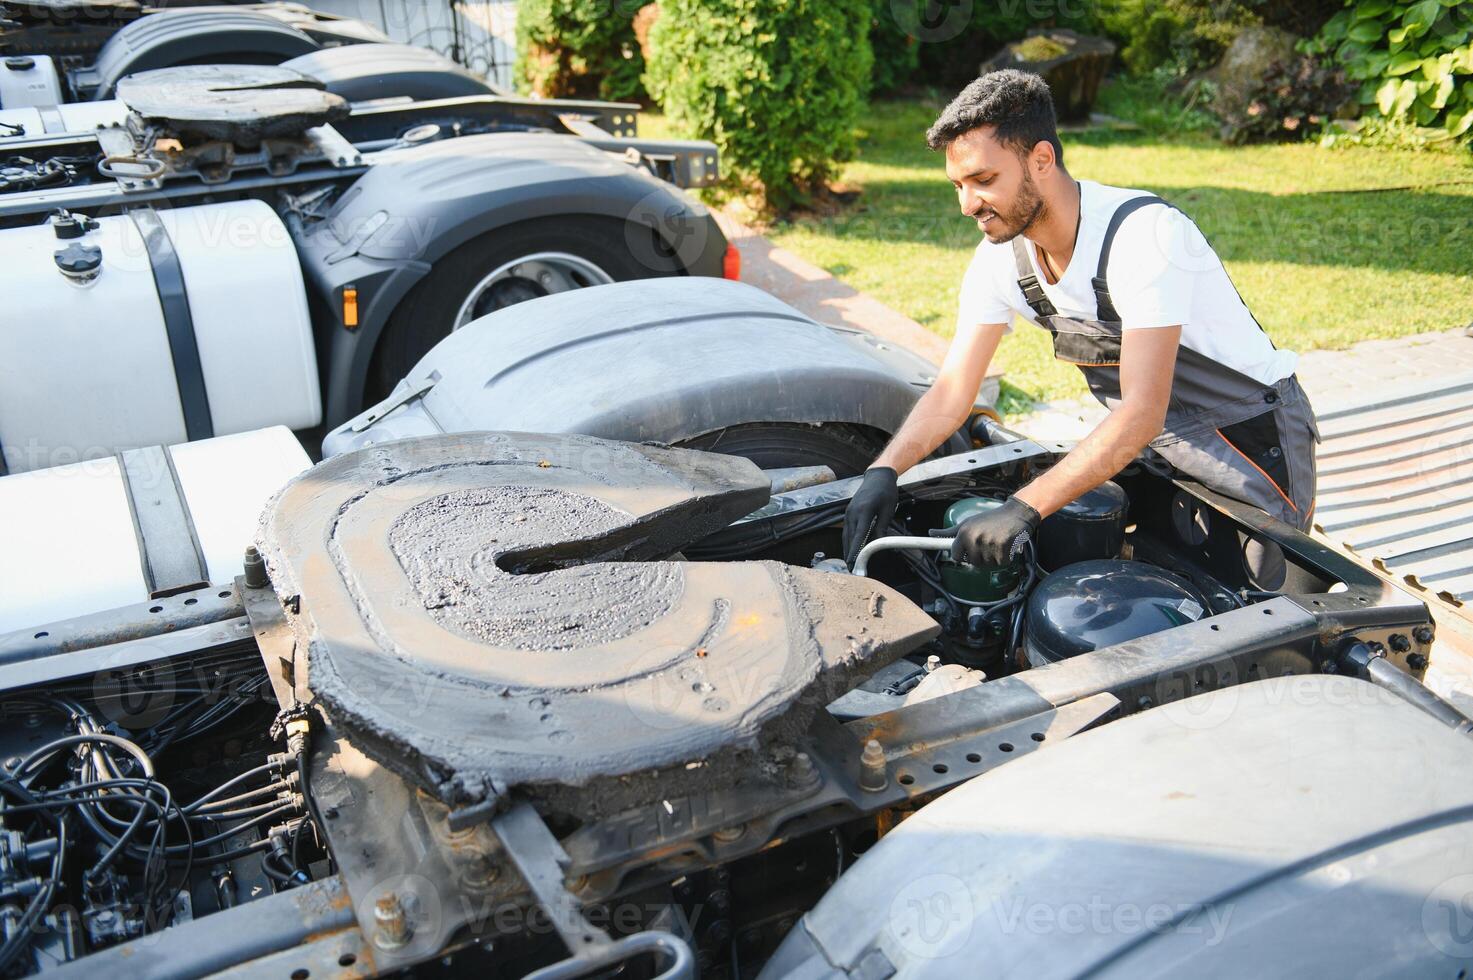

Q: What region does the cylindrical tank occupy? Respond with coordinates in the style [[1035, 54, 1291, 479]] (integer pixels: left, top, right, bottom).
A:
[[0, 200, 321, 473], [0, 56, 63, 109], [1023, 559, 1209, 668], [1036, 480, 1128, 570], [937, 497, 1022, 602]]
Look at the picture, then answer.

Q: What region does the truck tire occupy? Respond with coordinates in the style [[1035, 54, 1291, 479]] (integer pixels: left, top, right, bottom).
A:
[[368, 217, 681, 402], [675, 422, 889, 478]]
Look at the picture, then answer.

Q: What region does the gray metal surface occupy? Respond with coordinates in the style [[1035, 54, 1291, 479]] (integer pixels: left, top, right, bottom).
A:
[[0, 585, 247, 685], [48, 876, 357, 979], [1312, 373, 1473, 611], [256, 432, 938, 811], [115, 65, 349, 141], [321, 279, 938, 457], [766, 675, 1473, 979], [117, 445, 209, 598]]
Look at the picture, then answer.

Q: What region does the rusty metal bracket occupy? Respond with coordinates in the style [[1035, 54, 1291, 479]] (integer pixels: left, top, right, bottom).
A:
[[493, 803, 695, 980]]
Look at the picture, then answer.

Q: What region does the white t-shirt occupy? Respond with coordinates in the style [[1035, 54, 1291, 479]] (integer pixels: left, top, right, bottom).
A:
[[957, 179, 1297, 386]]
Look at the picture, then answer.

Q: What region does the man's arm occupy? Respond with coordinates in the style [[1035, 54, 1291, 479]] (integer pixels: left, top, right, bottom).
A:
[[1014, 325, 1180, 518], [872, 320, 1009, 473], [842, 320, 1007, 565]]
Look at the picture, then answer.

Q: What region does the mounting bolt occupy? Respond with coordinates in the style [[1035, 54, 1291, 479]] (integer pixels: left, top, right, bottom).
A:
[[243, 545, 268, 589], [787, 751, 820, 789], [858, 739, 887, 792], [1388, 633, 1411, 653], [924, 654, 941, 674], [1136, 696, 1153, 711], [1408, 653, 1429, 672], [373, 893, 412, 950], [712, 824, 746, 844], [1413, 626, 1435, 645]]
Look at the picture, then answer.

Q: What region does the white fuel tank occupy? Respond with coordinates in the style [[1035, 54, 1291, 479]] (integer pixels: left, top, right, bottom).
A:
[[0, 426, 311, 633], [0, 199, 321, 473]]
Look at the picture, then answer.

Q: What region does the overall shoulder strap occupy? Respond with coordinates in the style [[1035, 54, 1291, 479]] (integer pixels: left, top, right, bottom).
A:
[[1093, 194, 1172, 323], [1011, 236, 1057, 320]]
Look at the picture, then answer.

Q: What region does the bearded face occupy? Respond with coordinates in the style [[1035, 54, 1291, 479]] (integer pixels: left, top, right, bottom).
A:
[[944, 128, 1050, 245]]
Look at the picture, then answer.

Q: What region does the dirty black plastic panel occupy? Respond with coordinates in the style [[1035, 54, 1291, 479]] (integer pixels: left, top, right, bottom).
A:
[[282, 43, 501, 103]]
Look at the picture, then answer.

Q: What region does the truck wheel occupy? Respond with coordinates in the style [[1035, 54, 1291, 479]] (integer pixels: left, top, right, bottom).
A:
[[368, 217, 680, 402], [675, 422, 889, 478]]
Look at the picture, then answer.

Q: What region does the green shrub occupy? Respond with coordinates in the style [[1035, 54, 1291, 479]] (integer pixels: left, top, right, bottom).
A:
[[515, 0, 646, 102], [869, 0, 920, 95], [645, 0, 873, 211], [1219, 53, 1357, 142], [1311, 0, 1473, 145], [1097, 0, 1259, 76]]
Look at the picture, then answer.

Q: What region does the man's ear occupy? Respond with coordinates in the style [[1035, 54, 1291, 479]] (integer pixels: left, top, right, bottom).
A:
[[1030, 140, 1057, 176]]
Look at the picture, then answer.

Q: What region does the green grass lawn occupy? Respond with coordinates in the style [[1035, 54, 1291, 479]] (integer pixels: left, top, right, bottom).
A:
[[647, 89, 1473, 416]]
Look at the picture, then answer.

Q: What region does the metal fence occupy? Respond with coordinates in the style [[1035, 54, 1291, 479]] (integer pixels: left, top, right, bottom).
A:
[[308, 0, 518, 88]]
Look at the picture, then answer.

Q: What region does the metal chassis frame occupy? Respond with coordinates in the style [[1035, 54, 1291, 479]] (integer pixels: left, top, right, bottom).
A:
[[0, 94, 718, 224]]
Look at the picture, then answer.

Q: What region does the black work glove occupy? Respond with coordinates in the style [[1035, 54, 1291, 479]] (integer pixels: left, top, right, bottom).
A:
[[843, 467, 899, 567], [952, 496, 1041, 567]]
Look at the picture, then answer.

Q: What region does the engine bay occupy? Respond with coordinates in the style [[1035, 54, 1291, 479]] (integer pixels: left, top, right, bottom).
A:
[[0, 428, 1437, 977]]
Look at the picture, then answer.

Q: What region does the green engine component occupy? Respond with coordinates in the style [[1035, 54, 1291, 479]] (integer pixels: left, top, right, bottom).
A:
[[938, 497, 1022, 602]]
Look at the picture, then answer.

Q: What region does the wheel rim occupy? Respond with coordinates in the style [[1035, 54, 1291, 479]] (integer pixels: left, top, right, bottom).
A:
[[452, 251, 615, 328]]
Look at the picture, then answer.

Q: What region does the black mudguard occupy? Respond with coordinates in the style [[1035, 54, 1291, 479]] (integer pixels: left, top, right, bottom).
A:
[[320, 277, 952, 459], [77, 9, 321, 99]]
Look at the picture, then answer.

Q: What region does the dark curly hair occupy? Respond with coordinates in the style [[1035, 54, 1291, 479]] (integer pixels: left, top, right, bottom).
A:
[[926, 69, 1064, 167]]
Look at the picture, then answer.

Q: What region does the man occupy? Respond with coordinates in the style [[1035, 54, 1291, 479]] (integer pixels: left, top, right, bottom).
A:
[[842, 69, 1318, 571]]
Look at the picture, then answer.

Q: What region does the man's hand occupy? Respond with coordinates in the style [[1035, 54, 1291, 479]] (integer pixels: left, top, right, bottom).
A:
[[843, 467, 899, 567], [952, 496, 1041, 567]]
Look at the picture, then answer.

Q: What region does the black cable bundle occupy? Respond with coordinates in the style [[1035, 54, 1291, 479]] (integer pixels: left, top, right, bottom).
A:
[[0, 686, 313, 970]]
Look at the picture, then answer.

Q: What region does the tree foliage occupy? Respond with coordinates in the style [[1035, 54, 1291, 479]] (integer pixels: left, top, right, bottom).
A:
[[1310, 0, 1473, 145], [645, 0, 873, 211], [515, 0, 646, 102]]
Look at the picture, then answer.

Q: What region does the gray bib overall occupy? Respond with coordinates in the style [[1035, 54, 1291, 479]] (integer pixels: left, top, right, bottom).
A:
[[1012, 195, 1319, 530]]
